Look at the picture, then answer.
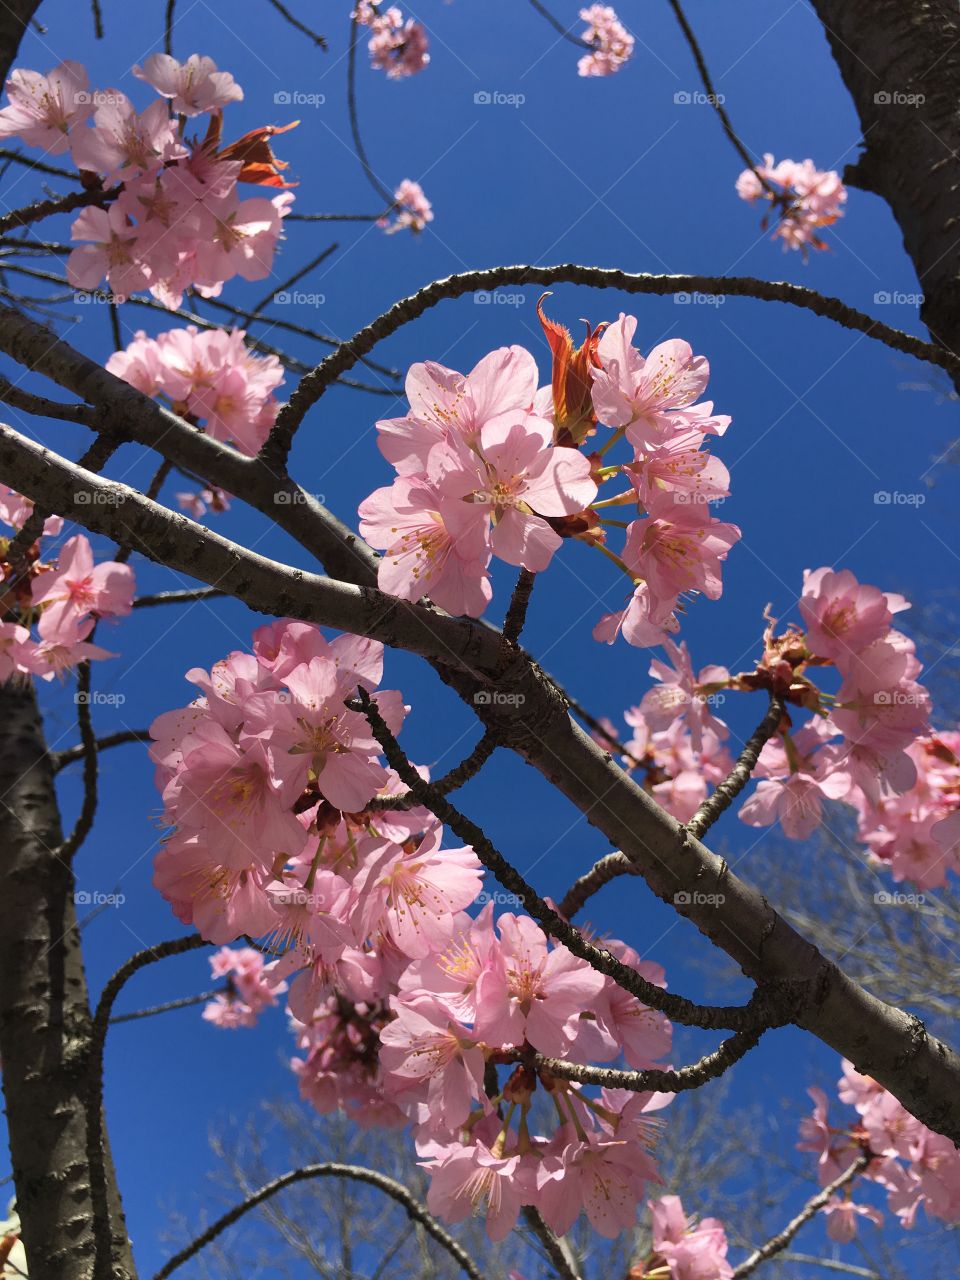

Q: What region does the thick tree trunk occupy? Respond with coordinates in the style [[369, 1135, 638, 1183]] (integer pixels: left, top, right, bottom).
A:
[[809, 0, 960, 382], [0, 1, 42, 84], [0, 681, 135, 1279]]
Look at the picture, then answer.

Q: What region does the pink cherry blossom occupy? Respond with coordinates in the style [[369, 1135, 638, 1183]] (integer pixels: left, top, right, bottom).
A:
[[133, 53, 243, 116], [639, 639, 730, 751], [379, 994, 487, 1127], [359, 6, 430, 78], [358, 477, 493, 616], [382, 179, 433, 233], [0, 484, 62, 536], [425, 1141, 526, 1243], [578, 6, 634, 77], [0, 61, 92, 153], [800, 567, 908, 668], [70, 93, 181, 182], [435, 416, 598, 573], [474, 913, 606, 1055], [375, 346, 539, 475], [591, 316, 712, 446], [650, 1194, 734, 1279], [32, 534, 135, 628], [737, 153, 847, 254], [203, 945, 285, 1027]]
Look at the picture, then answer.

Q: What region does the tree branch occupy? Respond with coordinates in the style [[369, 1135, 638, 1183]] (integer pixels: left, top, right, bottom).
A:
[[685, 694, 785, 840], [151, 1163, 484, 1280], [731, 1154, 870, 1278], [52, 728, 151, 774], [263, 265, 960, 467]]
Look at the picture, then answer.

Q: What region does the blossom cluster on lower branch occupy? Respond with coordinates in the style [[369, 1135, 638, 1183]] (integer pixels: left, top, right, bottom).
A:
[[0, 487, 135, 678], [799, 1059, 960, 1240]]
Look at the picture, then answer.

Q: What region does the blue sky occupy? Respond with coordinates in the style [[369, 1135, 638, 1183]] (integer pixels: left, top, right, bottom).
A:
[[1, 0, 957, 1273]]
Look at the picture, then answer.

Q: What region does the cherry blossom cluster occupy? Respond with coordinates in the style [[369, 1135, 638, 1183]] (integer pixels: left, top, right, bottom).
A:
[[729, 567, 960, 888], [353, 2, 430, 78], [203, 945, 285, 1028], [634, 1195, 733, 1279], [0, 487, 135, 679], [578, 6, 634, 77], [379, 178, 434, 235], [151, 617, 686, 1237], [799, 1060, 960, 1241], [591, 566, 958, 889], [597, 638, 734, 823], [0, 56, 294, 305], [359, 303, 739, 646], [736, 154, 847, 254], [106, 325, 284, 457]]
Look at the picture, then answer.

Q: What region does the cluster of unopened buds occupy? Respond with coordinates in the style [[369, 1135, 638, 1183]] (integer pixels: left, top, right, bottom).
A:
[[736, 154, 847, 254], [360, 299, 739, 642], [353, 1, 430, 78], [0, 55, 296, 304], [578, 5, 634, 77], [799, 1059, 960, 1239], [0, 487, 135, 679]]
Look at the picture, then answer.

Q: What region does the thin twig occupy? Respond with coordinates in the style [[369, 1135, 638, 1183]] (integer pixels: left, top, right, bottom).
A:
[[151, 1163, 484, 1280], [263, 264, 960, 467], [133, 587, 227, 608], [527, 0, 592, 49], [265, 0, 328, 49], [365, 728, 500, 811], [352, 687, 758, 1033], [664, 0, 773, 193], [56, 662, 98, 860], [86, 934, 208, 1280], [731, 1154, 870, 1277], [235, 241, 338, 328], [109, 988, 223, 1025], [522, 1206, 582, 1280], [557, 851, 640, 919], [347, 14, 396, 205], [52, 728, 150, 774], [532, 1010, 776, 1094], [0, 186, 116, 236], [685, 694, 785, 840], [0, 148, 80, 180]]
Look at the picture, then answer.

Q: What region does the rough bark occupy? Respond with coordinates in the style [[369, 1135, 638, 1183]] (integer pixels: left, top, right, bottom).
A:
[[0, 681, 135, 1279], [809, 0, 960, 378]]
